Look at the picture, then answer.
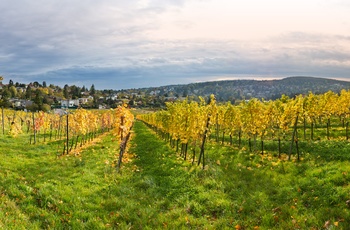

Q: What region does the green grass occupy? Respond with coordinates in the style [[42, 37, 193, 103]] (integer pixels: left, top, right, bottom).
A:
[[131, 121, 350, 229], [1, 121, 350, 229], [0, 133, 123, 229]]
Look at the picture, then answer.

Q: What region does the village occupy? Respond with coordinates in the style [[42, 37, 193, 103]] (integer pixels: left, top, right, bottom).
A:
[[0, 78, 182, 111]]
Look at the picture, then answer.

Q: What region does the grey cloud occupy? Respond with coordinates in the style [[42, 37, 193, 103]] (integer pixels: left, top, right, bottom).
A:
[[1, 1, 349, 90], [260, 32, 350, 67], [7, 45, 350, 90], [300, 49, 350, 63]]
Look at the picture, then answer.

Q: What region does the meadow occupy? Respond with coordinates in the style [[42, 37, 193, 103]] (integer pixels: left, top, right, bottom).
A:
[[1, 118, 350, 229]]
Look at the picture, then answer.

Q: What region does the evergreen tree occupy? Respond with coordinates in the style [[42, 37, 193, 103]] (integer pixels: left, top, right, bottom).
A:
[[33, 81, 40, 87], [182, 88, 188, 97], [74, 86, 81, 98], [63, 84, 69, 99], [25, 85, 32, 99], [34, 89, 43, 107], [90, 84, 95, 96]]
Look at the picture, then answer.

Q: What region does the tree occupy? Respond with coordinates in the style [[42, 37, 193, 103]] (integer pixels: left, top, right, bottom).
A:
[[25, 85, 32, 99], [26, 103, 39, 112], [128, 99, 135, 107], [41, 104, 51, 112], [34, 89, 43, 107], [1, 88, 11, 99], [70, 85, 81, 99], [9, 79, 13, 87], [63, 84, 69, 99], [9, 86, 17, 98], [90, 84, 95, 96], [182, 88, 188, 97], [42, 81, 47, 88], [33, 81, 41, 88]]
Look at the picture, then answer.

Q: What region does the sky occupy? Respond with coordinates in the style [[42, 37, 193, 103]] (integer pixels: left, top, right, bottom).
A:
[[1, 0, 350, 90]]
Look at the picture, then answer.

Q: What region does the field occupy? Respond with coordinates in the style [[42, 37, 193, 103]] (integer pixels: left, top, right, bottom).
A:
[[1, 117, 350, 229]]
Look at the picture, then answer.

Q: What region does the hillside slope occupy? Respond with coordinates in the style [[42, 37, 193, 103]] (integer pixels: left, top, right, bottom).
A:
[[139, 76, 350, 101]]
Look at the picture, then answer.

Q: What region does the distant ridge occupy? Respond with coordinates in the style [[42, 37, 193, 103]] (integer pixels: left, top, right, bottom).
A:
[[121, 76, 350, 102]]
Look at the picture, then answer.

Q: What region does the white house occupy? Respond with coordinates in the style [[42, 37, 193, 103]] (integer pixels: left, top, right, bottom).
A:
[[106, 94, 118, 100], [60, 97, 91, 108], [79, 97, 89, 104], [61, 100, 76, 108]]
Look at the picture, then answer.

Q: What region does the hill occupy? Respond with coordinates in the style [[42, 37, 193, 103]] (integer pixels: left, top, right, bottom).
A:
[[127, 76, 350, 102]]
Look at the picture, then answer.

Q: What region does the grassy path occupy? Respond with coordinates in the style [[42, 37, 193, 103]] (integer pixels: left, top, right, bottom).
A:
[[113, 120, 231, 229]]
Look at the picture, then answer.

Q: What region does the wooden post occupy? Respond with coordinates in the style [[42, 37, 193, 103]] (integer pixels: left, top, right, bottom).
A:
[[1, 107, 4, 135], [238, 130, 242, 148], [198, 115, 210, 169], [120, 115, 124, 141], [117, 122, 133, 172], [288, 115, 299, 160], [49, 123, 53, 141], [295, 129, 300, 161], [327, 118, 330, 140], [32, 112, 36, 144], [66, 114, 69, 155], [278, 138, 281, 158], [249, 138, 252, 152], [303, 118, 306, 140], [192, 140, 197, 164], [183, 143, 188, 160], [216, 113, 219, 143]]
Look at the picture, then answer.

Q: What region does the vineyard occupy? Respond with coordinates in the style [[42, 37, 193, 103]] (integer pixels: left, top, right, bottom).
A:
[[138, 90, 350, 165], [1, 106, 133, 156], [1, 91, 350, 229]]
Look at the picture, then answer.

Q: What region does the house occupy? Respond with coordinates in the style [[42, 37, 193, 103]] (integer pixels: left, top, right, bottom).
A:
[[16, 87, 26, 93], [61, 100, 78, 108], [81, 91, 90, 96], [79, 97, 89, 104], [164, 96, 177, 102], [149, 90, 160, 96], [131, 93, 143, 98], [98, 104, 107, 109], [60, 97, 91, 108], [106, 94, 118, 100], [10, 99, 33, 109]]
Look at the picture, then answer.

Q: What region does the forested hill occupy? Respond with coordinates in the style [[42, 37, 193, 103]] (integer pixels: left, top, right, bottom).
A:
[[134, 76, 350, 102]]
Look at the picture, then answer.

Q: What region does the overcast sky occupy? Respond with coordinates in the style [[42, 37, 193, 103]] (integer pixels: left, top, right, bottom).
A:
[[1, 0, 350, 89]]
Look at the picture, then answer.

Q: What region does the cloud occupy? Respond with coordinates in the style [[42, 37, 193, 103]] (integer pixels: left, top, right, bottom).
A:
[[4, 34, 350, 89], [1, 1, 350, 89]]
